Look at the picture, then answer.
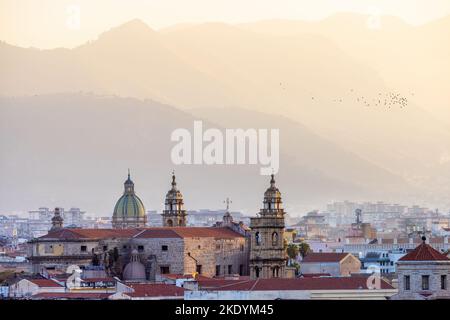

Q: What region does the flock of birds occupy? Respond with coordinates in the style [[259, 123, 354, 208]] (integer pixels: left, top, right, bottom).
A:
[[354, 91, 409, 108], [279, 83, 411, 109]]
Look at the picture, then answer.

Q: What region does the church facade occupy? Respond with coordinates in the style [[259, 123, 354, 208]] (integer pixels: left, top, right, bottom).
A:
[[28, 172, 291, 281]]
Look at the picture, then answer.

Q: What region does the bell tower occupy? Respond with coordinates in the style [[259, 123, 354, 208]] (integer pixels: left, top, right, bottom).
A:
[[51, 207, 64, 230], [249, 174, 287, 279], [162, 172, 187, 227]]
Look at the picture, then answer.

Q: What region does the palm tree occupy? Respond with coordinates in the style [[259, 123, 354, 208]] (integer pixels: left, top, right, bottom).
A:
[[298, 242, 311, 258], [286, 243, 299, 266]]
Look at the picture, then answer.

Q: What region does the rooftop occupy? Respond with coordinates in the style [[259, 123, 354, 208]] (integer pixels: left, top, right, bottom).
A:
[[398, 241, 449, 262], [38, 226, 244, 240], [32, 292, 110, 300], [198, 276, 394, 291], [28, 279, 63, 288], [301, 252, 351, 263], [126, 283, 186, 297]]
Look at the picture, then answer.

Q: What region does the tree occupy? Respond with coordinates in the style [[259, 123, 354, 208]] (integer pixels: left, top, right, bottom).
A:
[[298, 242, 311, 258], [286, 243, 299, 266], [92, 253, 99, 266], [113, 247, 119, 262]]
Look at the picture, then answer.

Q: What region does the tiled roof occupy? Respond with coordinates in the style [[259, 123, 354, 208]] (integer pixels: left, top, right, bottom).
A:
[[39, 228, 139, 240], [198, 276, 394, 291], [302, 253, 350, 263], [28, 279, 63, 288], [126, 283, 185, 297], [39, 227, 244, 240], [135, 227, 244, 239], [171, 227, 244, 239], [300, 273, 331, 278], [398, 242, 449, 261], [32, 292, 110, 299], [161, 274, 212, 281]]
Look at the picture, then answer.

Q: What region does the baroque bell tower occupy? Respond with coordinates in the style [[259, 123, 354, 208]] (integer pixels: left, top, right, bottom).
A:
[[162, 172, 187, 227], [249, 174, 288, 279]]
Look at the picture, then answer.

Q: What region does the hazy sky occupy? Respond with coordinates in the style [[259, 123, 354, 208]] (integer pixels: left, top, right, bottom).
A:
[[1, 0, 450, 48]]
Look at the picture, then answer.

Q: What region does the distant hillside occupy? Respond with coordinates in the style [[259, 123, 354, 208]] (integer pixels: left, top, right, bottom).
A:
[[1, 14, 449, 211], [0, 94, 414, 215]]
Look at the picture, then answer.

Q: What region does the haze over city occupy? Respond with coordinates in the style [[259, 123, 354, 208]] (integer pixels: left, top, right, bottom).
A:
[[2, 1, 450, 306], [1, 0, 450, 216]]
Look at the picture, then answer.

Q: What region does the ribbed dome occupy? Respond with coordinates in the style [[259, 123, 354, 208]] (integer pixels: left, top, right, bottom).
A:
[[113, 194, 146, 219], [112, 171, 147, 228], [123, 249, 146, 281]]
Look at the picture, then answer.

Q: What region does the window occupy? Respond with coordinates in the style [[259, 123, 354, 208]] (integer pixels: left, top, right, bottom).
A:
[[161, 245, 168, 251], [404, 275, 410, 290], [137, 245, 144, 253], [255, 232, 261, 246], [255, 267, 260, 278], [122, 245, 127, 249], [422, 275, 430, 290], [103, 245, 108, 252], [239, 264, 244, 276], [80, 245, 87, 252], [216, 265, 221, 276], [272, 266, 280, 278], [45, 244, 54, 254], [160, 266, 170, 274], [272, 232, 278, 246], [441, 275, 447, 290], [216, 244, 221, 250], [240, 244, 244, 252], [228, 265, 233, 274], [196, 265, 202, 274]]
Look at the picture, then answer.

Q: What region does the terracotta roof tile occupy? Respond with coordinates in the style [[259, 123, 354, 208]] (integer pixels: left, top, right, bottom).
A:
[[161, 274, 212, 281], [39, 227, 244, 240], [398, 242, 449, 261], [127, 283, 185, 297], [39, 228, 139, 240], [302, 253, 351, 263], [32, 292, 110, 299], [29, 279, 63, 288], [199, 276, 394, 291]]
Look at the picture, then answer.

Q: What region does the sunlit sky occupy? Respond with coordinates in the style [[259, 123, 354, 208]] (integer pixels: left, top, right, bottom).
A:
[[1, 0, 450, 48]]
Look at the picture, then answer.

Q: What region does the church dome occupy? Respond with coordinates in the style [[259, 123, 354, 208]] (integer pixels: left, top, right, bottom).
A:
[[123, 249, 146, 281], [261, 174, 284, 214], [165, 173, 184, 200], [112, 171, 147, 228], [264, 174, 282, 200]]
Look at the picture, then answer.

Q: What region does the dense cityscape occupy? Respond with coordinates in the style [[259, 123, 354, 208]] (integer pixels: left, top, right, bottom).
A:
[[1, 172, 449, 300]]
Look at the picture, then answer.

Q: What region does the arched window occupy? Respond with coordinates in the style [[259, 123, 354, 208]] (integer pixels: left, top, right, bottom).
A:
[[167, 219, 173, 227], [272, 266, 280, 278], [255, 267, 260, 278], [255, 232, 261, 246], [272, 232, 278, 246]]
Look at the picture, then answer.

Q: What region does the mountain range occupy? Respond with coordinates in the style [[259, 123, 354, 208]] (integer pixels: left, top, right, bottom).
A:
[[1, 13, 449, 214]]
